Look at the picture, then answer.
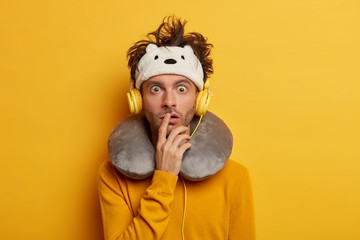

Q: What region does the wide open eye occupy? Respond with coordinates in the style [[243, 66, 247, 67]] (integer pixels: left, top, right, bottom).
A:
[[150, 85, 161, 93], [177, 85, 187, 93]]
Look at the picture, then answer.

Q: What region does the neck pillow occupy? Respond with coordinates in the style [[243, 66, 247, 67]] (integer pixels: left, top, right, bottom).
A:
[[108, 112, 233, 181]]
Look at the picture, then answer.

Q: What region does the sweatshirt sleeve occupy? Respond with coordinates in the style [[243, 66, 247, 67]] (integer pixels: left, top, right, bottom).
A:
[[229, 166, 256, 240], [97, 161, 178, 240]]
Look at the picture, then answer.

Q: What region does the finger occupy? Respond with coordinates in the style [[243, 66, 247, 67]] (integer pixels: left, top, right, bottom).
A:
[[178, 142, 192, 155], [158, 113, 170, 143], [172, 134, 191, 149], [178, 138, 189, 147], [166, 126, 189, 144]]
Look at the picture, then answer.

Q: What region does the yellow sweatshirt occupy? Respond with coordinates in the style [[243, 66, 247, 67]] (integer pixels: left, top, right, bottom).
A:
[[97, 159, 255, 240]]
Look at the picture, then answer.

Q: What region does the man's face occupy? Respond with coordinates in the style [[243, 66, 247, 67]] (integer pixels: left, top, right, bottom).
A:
[[141, 74, 198, 135]]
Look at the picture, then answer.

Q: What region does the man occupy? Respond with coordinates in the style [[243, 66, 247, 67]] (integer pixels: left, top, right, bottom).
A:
[[98, 16, 255, 240]]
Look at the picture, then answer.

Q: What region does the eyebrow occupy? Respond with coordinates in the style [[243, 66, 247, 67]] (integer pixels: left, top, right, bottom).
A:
[[174, 79, 192, 86]]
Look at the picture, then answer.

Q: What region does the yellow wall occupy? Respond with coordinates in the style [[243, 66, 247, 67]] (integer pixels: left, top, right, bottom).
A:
[[1, 1, 359, 239]]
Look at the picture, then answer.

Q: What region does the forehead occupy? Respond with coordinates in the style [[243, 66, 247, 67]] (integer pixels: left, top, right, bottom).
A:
[[143, 74, 196, 87]]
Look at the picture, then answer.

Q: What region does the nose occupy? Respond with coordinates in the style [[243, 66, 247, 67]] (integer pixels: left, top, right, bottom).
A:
[[162, 91, 176, 109]]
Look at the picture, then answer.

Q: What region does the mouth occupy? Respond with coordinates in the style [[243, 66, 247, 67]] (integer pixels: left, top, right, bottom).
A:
[[159, 112, 180, 124]]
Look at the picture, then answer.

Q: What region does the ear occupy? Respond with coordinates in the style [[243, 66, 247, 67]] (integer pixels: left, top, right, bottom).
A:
[[146, 44, 158, 52], [183, 45, 194, 53]]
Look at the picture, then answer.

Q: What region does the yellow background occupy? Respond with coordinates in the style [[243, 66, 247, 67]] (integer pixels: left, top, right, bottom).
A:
[[1, 0, 359, 239]]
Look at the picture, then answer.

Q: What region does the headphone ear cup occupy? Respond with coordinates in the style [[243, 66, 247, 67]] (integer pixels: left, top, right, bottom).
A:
[[195, 90, 210, 116], [127, 89, 143, 114], [126, 92, 135, 113], [133, 89, 143, 113]]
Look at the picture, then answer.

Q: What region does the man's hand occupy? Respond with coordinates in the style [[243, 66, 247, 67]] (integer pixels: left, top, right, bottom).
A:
[[156, 113, 192, 176]]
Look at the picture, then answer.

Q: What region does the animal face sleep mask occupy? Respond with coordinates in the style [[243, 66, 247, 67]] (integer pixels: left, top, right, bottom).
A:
[[135, 44, 204, 90], [108, 112, 233, 181]]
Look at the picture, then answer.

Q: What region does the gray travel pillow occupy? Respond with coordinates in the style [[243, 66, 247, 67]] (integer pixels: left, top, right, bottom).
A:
[[108, 111, 233, 181]]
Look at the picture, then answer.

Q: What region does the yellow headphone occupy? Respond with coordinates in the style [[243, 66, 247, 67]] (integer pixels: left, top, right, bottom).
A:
[[126, 84, 143, 115], [126, 79, 211, 116], [194, 79, 211, 116]]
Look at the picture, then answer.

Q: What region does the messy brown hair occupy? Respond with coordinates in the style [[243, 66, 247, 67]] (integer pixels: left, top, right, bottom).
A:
[[127, 16, 213, 84]]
